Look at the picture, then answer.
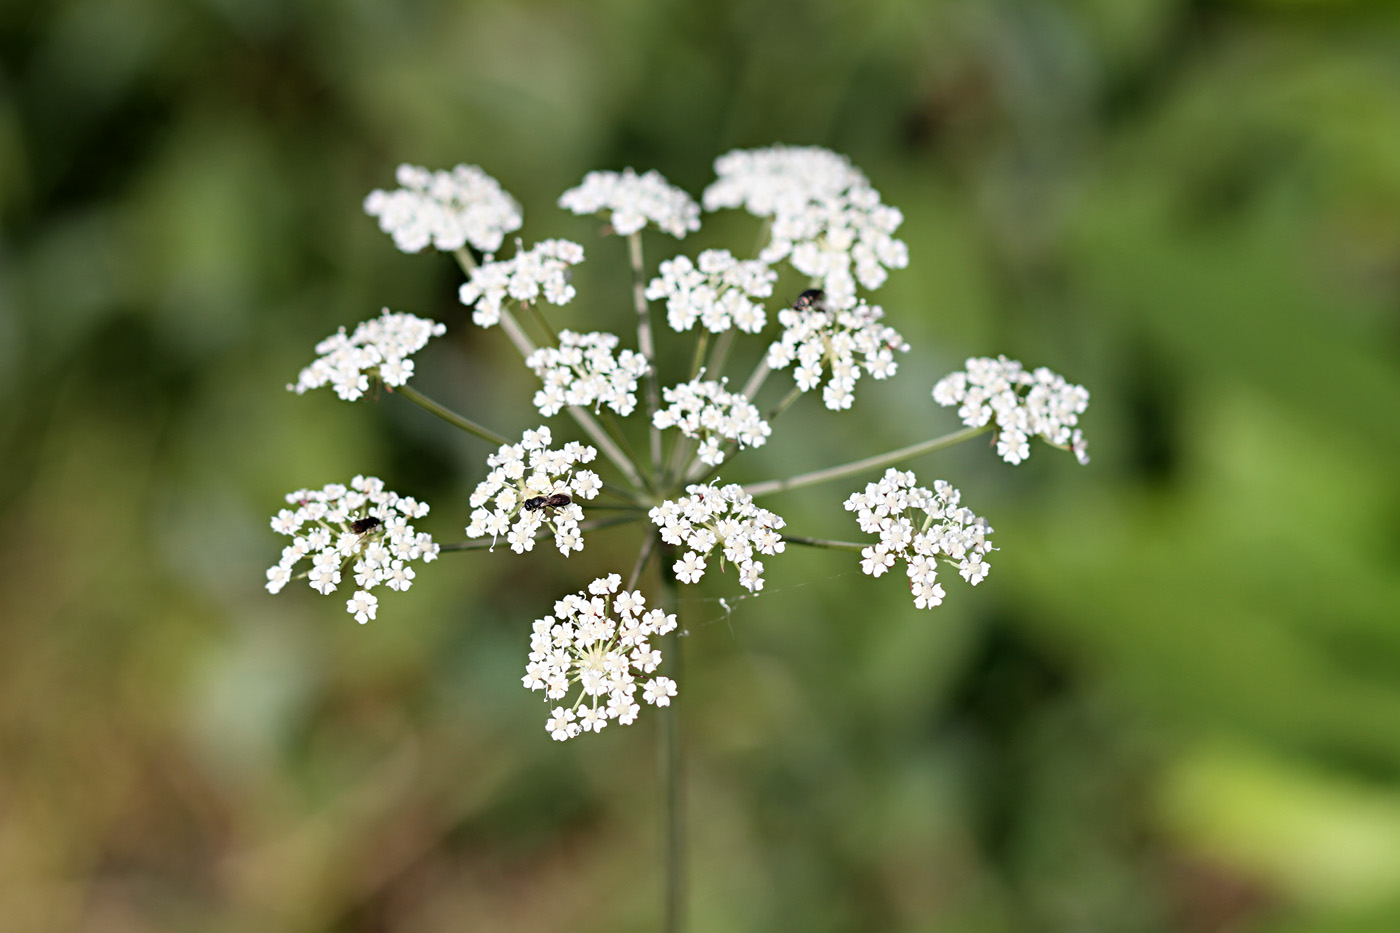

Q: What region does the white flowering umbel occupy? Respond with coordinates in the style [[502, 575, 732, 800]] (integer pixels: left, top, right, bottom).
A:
[[288, 310, 445, 401], [645, 249, 777, 334], [933, 356, 1091, 465], [465, 426, 603, 555], [653, 379, 770, 467], [266, 476, 439, 623], [458, 239, 585, 328], [525, 574, 679, 740], [559, 168, 701, 238], [844, 468, 994, 610], [363, 163, 523, 255], [650, 483, 786, 593], [525, 330, 650, 417], [767, 292, 908, 410]]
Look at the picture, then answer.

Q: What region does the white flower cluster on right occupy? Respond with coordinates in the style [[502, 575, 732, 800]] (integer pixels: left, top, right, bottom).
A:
[[525, 330, 650, 418], [288, 310, 445, 401], [458, 239, 585, 328], [844, 468, 994, 610], [703, 145, 908, 310], [649, 482, 787, 593], [558, 168, 701, 239], [767, 291, 908, 410], [363, 163, 523, 255], [266, 475, 439, 623], [653, 378, 771, 467], [932, 356, 1090, 465], [524, 574, 679, 741], [465, 427, 602, 555], [644, 249, 777, 334]]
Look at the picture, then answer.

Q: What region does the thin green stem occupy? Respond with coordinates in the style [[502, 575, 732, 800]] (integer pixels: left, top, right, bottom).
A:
[[743, 424, 993, 498], [740, 357, 771, 402], [628, 233, 664, 473], [393, 384, 509, 446], [780, 534, 866, 551], [525, 300, 560, 346], [686, 331, 710, 383], [626, 530, 658, 592], [452, 247, 478, 274], [766, 385, 803, 422], [658, 545, 684, 933], [705, 329, 736, 382]]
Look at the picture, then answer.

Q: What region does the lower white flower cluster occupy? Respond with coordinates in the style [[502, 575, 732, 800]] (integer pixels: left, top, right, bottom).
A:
[[464, 427, 603, 555], [653, 378, 770, 467], [933, 356, 1090, 465], [844, 468, 994, 610], [524, 574, 679, 741], [525, 330, 649, 417], [767, 294, 907, 411], [265, 475, 439, 623], [645, 249, 777, 334], [288, 310, 446, 401], [649, 482, 786, 593]]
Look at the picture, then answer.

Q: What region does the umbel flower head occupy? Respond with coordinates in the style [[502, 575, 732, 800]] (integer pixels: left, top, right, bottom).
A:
[[645, 249, 777, 334], [844, 468, 993, 610], [525, 330, 650, 418], [363, 163, 523, 255], [524, 574, 678, 741], [266, 475, 439, 623], [767, 290, 908, 410], [653, 378, 770, 467], [465, 426, 602, 555], [288, 309, 445, 401], [559, 168, 701, 238], [933, 356, 1091, 465], [458, 239, 585, 328], [649, 482, 786, 593]]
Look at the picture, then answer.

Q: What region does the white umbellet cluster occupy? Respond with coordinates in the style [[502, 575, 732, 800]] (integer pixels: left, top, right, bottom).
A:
[[644, 249, 777, 334], [524, 574, 679, 741], [703, 145, 908, 310], [288, 310, 446, 401], [844, 468, 993, 609], [465, 426, 603, 555], [649, 483, 786, 593], [559, 168, 701, 239], [932, 356, 1090, 465], [525, 330, 650, 418], [458, 239, 585, 328], [767, 293, 908, 410], [266, 475, 439, 623], [653, 379, 771, 467], [363, 163, 523, 255]]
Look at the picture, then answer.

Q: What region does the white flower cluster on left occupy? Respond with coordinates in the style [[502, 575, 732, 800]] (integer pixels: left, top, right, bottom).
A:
[[524, 574, 679, 741], [525, 330, 650, 417], [458, 239, 585, 328], [649, 482, 787, 593], [844, 468, 993, 610], [288, 310, 446, 401], [645, 249, 777, 334], [465, 426, 602, 555], [363, 163, 523, 255], [653, 378, 771, 467], [266, 475, 439, 623], [767, 294, 908, 410], [559, 168, 701, 238], [933, 356, 1090, 465]]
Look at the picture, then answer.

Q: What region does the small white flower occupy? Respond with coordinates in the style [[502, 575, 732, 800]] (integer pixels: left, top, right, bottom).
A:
[[464, 426, 602, 555], [266, 476, 440, 621], [525, 330, 650, 417], [363, 163, 523, 254], [649, 482, 786, 594], [559, 168, 700, 238], [766, 292, 908, 410], [525, 578, 679, 740], [932, 356, 1090, 465], [653, 379, 770, 467], [288, 310, 446, 401], [644, 250, 777, 334], [844, 468, 994, 610], [458, 239, 585, 328]]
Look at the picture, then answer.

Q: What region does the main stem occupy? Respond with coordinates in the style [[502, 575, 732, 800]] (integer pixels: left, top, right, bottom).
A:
[[658, 546, 684, 933], [629, 233, 664, 474]]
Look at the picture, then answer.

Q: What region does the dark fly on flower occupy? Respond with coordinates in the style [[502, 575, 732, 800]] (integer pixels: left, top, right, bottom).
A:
[[350, 516, 383, 535], [792, 288, 826, 312], [523, 492, 573, 514]]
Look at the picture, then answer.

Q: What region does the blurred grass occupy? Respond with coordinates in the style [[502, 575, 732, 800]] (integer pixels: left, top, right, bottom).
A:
[[3, 0, 1400, 930]]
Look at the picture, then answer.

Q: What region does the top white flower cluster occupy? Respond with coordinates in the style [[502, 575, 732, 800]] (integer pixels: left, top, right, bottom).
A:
[[933, 356, 1090, 465], [524, 574, 679, 741], [526, 330, 650, 418], [266, 475, 439, 623], [458, 239, 585, 328], [703, 145, 908, 310], [767, 291, 908, 410], [364, 163, 523, 255], [289, 310, 445, 401], [844, 468, 993, 610], [464, 426, 603, 555], [559, 168, 701, 238], [649, 482, 786, 593], [645, 249, 777, 335]]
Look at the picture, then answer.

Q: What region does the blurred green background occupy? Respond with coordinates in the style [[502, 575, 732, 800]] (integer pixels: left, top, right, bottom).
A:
[[4, 0, 1400, 930]]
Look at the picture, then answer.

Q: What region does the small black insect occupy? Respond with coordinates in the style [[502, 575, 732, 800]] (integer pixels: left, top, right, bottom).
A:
[[792, 288, 826, 312], [349, 516, 383, 535], [523, 492, 573, 512]]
